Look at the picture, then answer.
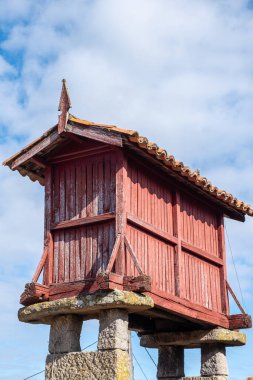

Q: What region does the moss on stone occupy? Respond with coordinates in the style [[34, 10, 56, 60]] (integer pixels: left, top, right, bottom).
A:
[[18, 289, 154, 324]]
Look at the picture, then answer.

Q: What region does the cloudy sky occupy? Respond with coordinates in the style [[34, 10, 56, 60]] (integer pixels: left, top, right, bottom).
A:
[[1, 0, 253, 379]]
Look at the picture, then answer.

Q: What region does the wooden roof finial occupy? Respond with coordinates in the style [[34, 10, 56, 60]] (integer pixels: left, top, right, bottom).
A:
[[58, 79, 72, 134]]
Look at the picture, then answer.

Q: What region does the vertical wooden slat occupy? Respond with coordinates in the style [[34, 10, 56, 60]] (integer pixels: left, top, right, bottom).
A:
[[43, 166, 53, 285], [115, 150, 128, 275], [58, 166, 65, 282], [173, 190, 182, 297], [218, 215, 229, 314]]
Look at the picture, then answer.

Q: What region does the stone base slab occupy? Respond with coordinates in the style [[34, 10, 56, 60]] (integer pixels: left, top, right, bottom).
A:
[[162, 377, 227, 380], [46, 350, 130, 380], [141, 327, 246, 349], [18, 289, 154, 324]]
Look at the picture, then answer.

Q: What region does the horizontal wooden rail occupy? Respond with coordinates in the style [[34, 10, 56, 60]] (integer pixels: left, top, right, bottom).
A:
[[51, 212, 115, 231], [127, 213, 178, 245], [181, 241, 223, 267], [127, 213, 223, 267]]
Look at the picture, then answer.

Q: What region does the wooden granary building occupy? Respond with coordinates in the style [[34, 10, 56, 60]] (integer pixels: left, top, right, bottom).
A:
[[4, 80, 252, 333]]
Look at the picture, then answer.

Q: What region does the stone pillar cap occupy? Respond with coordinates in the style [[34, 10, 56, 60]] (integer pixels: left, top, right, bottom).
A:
[[18, 289, 154, 324]]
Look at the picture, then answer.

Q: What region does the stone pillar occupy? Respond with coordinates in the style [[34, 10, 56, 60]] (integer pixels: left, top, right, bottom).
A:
[[49, 314, 83, 354], [18, 290, 154, 380], [157, 346, 185, 379], [98, 308, 129, 351], [201, 344, 228, 378]]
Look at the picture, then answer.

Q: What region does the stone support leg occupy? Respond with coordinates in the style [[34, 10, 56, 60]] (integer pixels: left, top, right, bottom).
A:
[[201, 345, 228, 378], [49, 314, 83, 354], [98, 308, 129, 351], [157, 346, 185, 379]]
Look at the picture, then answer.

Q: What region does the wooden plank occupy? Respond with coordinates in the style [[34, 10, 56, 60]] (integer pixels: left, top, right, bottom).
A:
[[59, 165, 65, 282], [51, 212, 115, 230], [124, 236, 143, 275], [11, 131, 59, 170], [49, 146, 113, 165], [115, 151, 127, 274], [228, 314, 252, 329], [49, 279, 98, 300], [48, 232, 54, 284], [218, 216, 229, 314], [32, 248, 48, 283], [123, 275, 151, 292], [106, 234, 121, 273], [147, 288, 229, 328], [43, 166, 53, 285], [173, 190, 182, 297], [181, 241, 223, 266], [30, 156, 47, 169], [20, 283, 49, 306], [226, 280, 246, 314], [66, 124, 123, 147], [127, 213, 178, 245], [49, 274, 124, 300], [95, 272, 124, 290]]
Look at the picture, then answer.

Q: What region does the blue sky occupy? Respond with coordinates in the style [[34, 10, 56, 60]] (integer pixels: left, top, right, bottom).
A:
[[0, 1, 253, 379]]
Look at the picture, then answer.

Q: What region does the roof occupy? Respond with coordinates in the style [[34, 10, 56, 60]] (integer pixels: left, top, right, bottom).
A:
[[3, 113, 253, 218], [69, 116, 253, 218], [3, 80, 253, 219]]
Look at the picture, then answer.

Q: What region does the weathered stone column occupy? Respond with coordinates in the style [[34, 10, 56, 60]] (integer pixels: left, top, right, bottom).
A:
[[157, 346, 185, 379], [201, 344, 228, 378], [49, 314, 83, 354], [18, 290, 154, 380], [140, 327, 245, 380], [98, 309, 129, 351], [97, 308, 131, 379]]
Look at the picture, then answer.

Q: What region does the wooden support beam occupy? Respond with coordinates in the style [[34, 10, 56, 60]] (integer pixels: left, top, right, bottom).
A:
[[66, 123, 123, 147], [181, 241, 223, 266], [49, 279, 98, 300], [228, 314, 252, 329], [226, 280, 246, 315], [49, 275, 124, 301], [32, 248, 48, 283], [11, 131, 60, 170], [20, 283, 49, 306], [123, 275, 151, 292], [147, 289, 229, 328], [48, 145, 113, 165], [96, 272, 123, 290], [106, 234, 121, 273], [43, 166, 53, 285], [128, 314, 155, 333], [124, 236, 144, 275], [30, 156, 47, 169], [127, 213, 178, 245], [51, 212, 115, 231]]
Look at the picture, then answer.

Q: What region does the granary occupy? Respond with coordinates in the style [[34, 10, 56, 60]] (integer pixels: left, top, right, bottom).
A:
[[3, 80, 252, 379]]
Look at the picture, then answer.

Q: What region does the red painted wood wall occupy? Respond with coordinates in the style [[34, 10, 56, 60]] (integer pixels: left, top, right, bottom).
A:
[[42, 143, 228, 316]]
